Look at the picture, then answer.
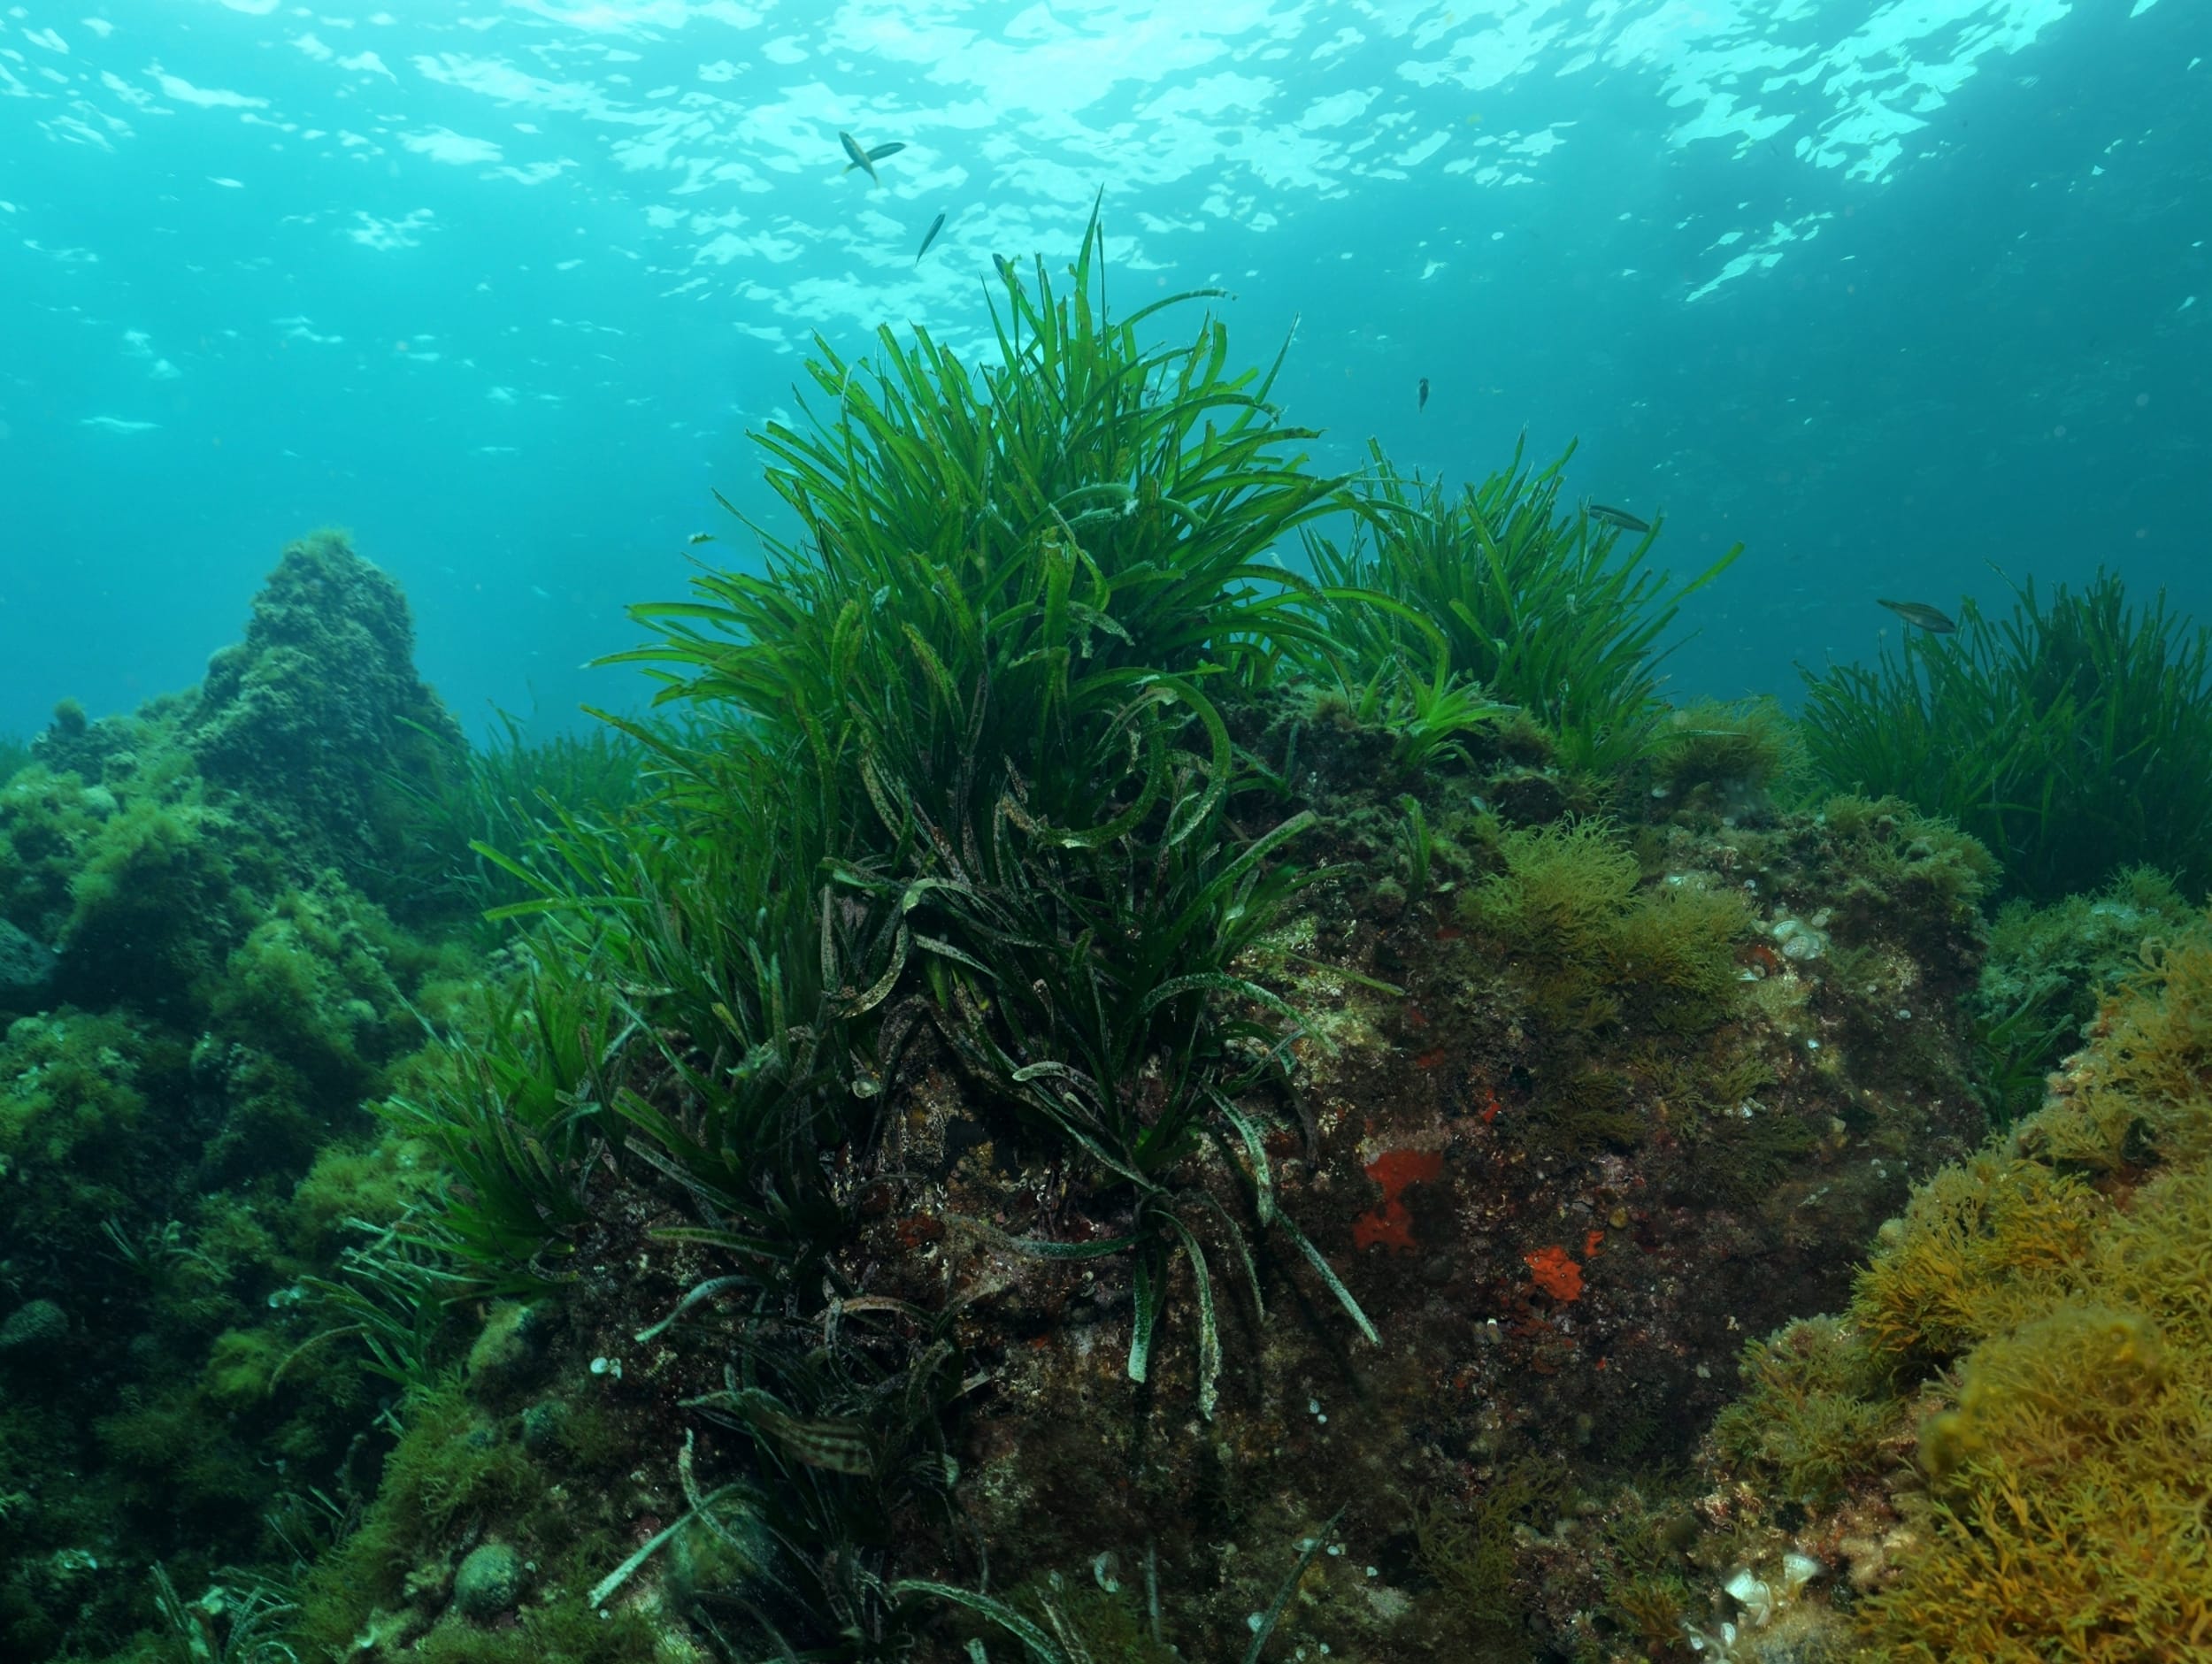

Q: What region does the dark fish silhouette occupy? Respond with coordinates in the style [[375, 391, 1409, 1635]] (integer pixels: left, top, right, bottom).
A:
[[994, 253, 1018, 286], [839, 131, 902, 185], [1418, 377, 1429, 412], [1878, 598, 1957, 633], [915, 211, 947, 264], [701, 1385, 876, 1476], [1587, 502, 1652, 534]]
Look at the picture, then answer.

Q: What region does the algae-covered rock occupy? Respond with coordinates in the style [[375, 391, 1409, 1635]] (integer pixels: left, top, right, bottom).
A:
[[285, 1137, 441, 1261], [0, 764, 121, 942], [0, 1010, 156, 1237], [452, 1541, 525, 1619], [0, 1299, 67, 1358], [466, 1300, 555, 1394], [0, 918, 55, 1008], [58, 789, 258, 1015], [209, 883, 414, 1095], [1678, 918, 2212, 1660], [27, 697, 113, 782], [518, 1399, 564, 1455], [666, 1510, 772, 1611], [0, 538, 511, 1664], [184, 529, 465, 908]]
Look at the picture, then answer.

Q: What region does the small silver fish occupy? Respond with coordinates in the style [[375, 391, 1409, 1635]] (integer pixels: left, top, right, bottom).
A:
[[993, 253, 1018, 287], [914, 211, 946, 264], [1418, 377, 1429, 413], [1587, 502, 1652, 534], [1878, 598, 1957, 633]]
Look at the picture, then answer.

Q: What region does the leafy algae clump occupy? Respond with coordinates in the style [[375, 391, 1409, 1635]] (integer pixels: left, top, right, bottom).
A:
[[1851, 1153, 2107, 1371], [1647, 694, 1805, 822], [1709, 1314, 1888, 1506], [1464, 817, 1640, 1031], [1966, 865, 2193, 1128], [1463, 816, 1748, 1039]]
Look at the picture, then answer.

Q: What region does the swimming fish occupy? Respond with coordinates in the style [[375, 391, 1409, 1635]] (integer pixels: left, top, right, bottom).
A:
[[994, 253, 1018, 286], [1418, 377, 1429, 413], [914, 211, 947, 264], [838, 132, 903, 185], [1587, 502, 1652, 534], [1878, 598, 1957, 634], [695, 1385, 876, 1476]]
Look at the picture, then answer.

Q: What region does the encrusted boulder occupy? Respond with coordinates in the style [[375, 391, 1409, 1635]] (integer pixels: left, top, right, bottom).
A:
[[450, 1541, 524, 1621], [0, 1298, 68, 1360], [0, 918, 56, 1009], [183, 530, 465, 906]]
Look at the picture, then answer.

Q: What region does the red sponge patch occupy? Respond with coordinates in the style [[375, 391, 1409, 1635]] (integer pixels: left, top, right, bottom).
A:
[[1352, 1147, 1445, 1253]]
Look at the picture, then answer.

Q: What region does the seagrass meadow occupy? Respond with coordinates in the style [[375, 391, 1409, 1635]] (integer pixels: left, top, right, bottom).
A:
[[5, 227, 2212, 1664]]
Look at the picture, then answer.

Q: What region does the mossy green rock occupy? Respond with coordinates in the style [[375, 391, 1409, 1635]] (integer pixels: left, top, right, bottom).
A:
[[0, 765, 117, 939], [59, 790, 253, 1014], [666, 1511, 772, 1609], [182, 530, 465, 909], [518, 1399, 564, 1455], [452, 1541, 525, 1619], [465, 1300, 550, 1392], [0, 918, 55, 1007], [0, 1011, 157, 1241], [210, 883, 411, 1094], [0, 1298, 66, 1357]]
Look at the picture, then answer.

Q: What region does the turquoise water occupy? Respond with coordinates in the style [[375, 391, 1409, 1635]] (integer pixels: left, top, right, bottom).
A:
[[1, 0, 2205, 740]]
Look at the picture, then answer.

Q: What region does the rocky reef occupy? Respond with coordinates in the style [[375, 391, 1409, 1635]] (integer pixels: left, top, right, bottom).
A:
[[3, 247, 2204, 1664], [1673, 913, 2212, 1660], [0, 533, 480, 1656], [355, 708, 1994, 1664]]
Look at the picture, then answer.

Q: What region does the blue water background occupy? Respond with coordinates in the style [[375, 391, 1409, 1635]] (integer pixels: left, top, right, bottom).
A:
[[1, 0, 2205, 745]]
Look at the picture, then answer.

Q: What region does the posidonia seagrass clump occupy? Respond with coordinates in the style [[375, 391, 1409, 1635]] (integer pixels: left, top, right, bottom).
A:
[[375, 199, 1770, 1660], [1309, 438, 1742, 776], [428, 209, 1382, 1362], [1801, 568, 2212, 903], [365, 209, 1402, 1661]]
